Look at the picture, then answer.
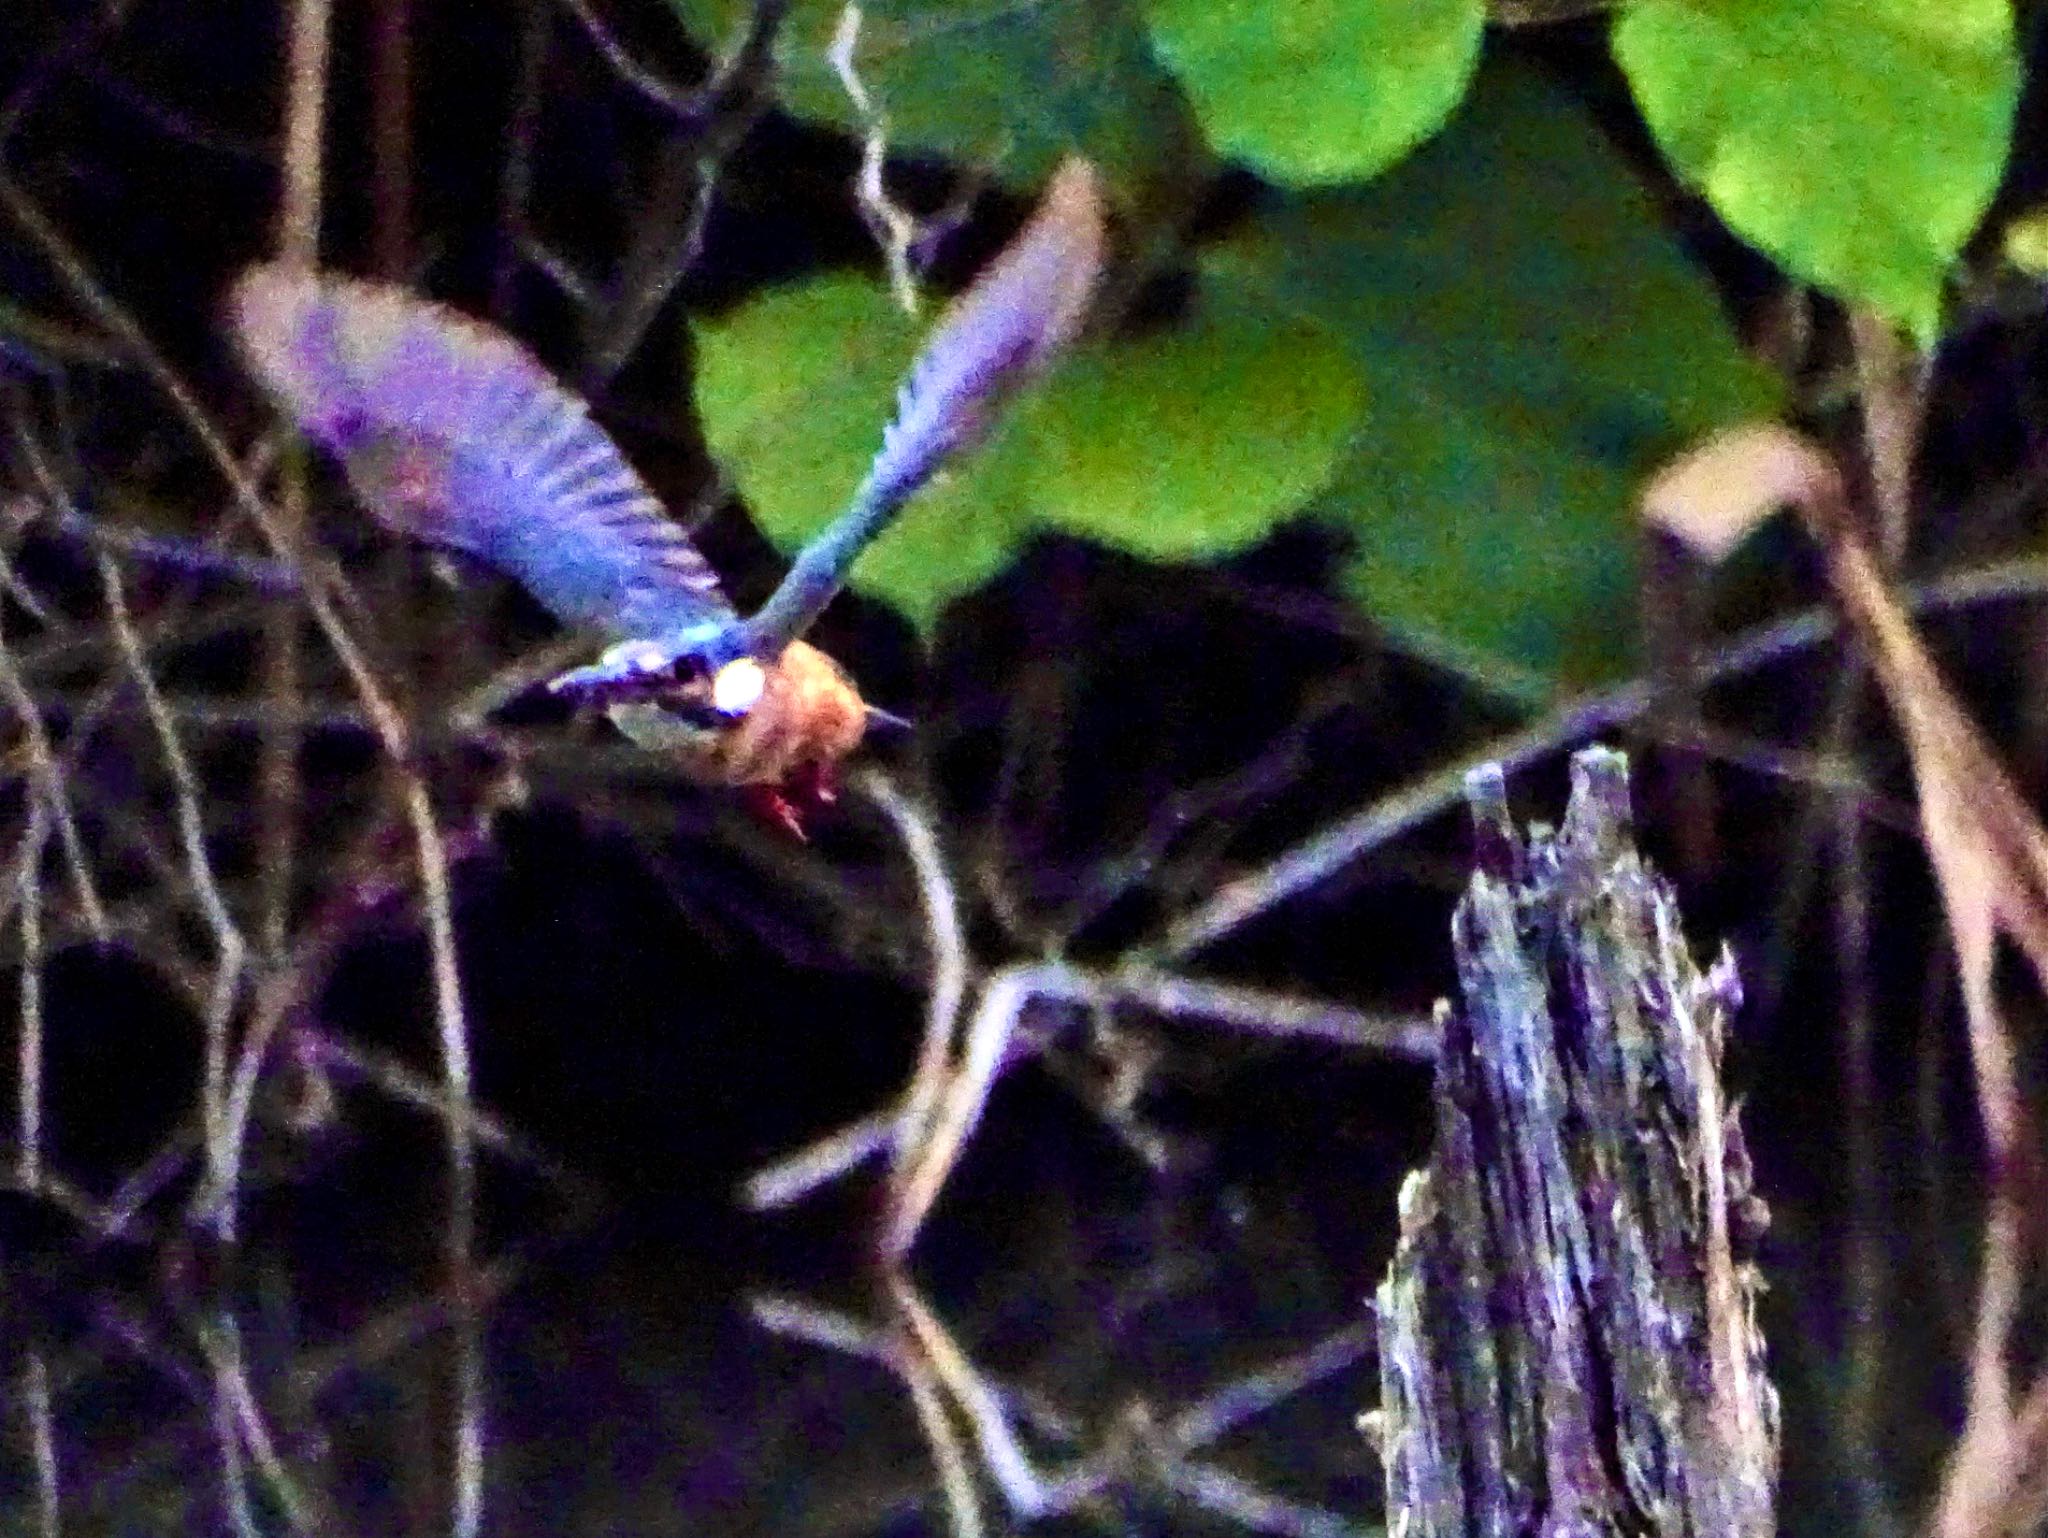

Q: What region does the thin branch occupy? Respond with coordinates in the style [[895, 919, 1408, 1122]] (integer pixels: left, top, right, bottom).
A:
[[497, 0, 553, 313], [7, 485, 304, 594], [0, 597, 109, 939], [369, 0, 413, 278], [259, 0, 332, 976], [1157, 1459, 1371, 1538], [897, 1325, 987, 1538], [748, 956, 1434, 1222], [215, 1338, 261, 1538], [11, 795, 49, 1187], [99, 557, 249, 1230], [739, 1105, 897, 1210], [1106, 968, 1435, 1057], [766, 1278, 1376, 1532], [290, 1024, 569, 1179], [24, 1346, 60, 1538], [748, 1293, 893, 1364], [1833, 791, 1900, 1536], [201, 1314, 320, 1537], [883, 963, 1051, 1257], [553, 0, 710, 120], [890, 1273, 1048, 1518], [412, 783, 484, 1538], [830, 3, 921, 314], [1165, 1321, 1375, 1451], [1154, 555, 2048, 962], [856, 769, 969, 1182], [573, 0, 791, 386]]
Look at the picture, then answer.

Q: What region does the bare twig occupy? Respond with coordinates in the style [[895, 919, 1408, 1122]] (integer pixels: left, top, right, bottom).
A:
[[553, 0, 710, 119], [1166, 1322, 1375, 1451], [100, 557, 250, 1229], [890, 1273, 1048, 1518], [258, 0, 333, 973], [572, 0, 792, 385], [830, 3, 922, 313], [760, 1277, 1374, 1534], [1762, 444, 2048, 1538], [883, 963, 1058, 1257], [215, 1337, 260, 1538], [201, 1314, 320, 1537], [1153, 555, 2048, 962], [10, 795, 49, 1187], [897, 1319, 987, 1538], [858, 770, 970, 1184], [369, 0, 414, 278], [24, 1347, 60, 1538], [1832, 789, 1900, 1535], [0, 605, 109, 940], [1157, 1460, 1368, 1538], [746, 951, 1427, 1251]]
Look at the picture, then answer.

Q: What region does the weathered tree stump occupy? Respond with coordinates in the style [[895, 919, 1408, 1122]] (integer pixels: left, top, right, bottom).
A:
[[1372, 747, 1776, 1538]]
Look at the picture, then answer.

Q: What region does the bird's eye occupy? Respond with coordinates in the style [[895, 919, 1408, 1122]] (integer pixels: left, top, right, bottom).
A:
[[710, 658, 767, 719]]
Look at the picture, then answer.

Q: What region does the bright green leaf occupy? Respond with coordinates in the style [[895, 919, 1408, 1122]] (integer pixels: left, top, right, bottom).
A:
[[1144, 0, 1483, 184], [1613, 0, 2019, 342], [1224, 61, 1781, 691], [666, 0, 1205, 200], [692, 266, 1362, 629]]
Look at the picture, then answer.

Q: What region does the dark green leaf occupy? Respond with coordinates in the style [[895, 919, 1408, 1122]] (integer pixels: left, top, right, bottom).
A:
[[1226, 61, 1781, 691], [667, 0, 1205, 201]]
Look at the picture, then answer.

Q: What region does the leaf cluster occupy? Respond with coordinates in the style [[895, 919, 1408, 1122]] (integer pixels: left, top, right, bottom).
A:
[[671, 0, 2021, 690]]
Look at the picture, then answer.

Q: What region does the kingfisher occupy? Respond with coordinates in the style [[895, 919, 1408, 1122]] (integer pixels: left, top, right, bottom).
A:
[[230, 159, 1104, 830]]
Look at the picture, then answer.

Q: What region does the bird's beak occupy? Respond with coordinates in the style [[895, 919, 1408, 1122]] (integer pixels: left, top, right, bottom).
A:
[[863, 703, 916, 738]]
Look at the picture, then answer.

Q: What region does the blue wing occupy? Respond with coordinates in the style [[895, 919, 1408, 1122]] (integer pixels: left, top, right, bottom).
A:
[[741, 157, 1105, 654], [230, 265, 736, 643]]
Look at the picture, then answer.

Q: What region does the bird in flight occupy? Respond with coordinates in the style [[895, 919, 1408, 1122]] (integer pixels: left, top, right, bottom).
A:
[[230, 158, 1105, 831]]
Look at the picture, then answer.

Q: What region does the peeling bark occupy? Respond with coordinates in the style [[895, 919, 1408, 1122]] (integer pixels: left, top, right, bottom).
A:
[[1373, 747, 1776, 1538]]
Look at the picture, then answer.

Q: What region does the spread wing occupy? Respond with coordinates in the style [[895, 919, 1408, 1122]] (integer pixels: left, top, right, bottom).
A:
[[864, 156, 1105, 515], [742, 156, 1105, 653], [229, 265, 735, 642]]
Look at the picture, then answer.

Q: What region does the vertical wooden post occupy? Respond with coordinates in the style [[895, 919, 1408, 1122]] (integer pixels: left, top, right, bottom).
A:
[[1372, 747, 1777, 1538]]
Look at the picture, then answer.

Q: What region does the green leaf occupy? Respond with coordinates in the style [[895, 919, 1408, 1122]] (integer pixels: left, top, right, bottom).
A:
[[1144, 0, 1484, 185], [1027, 281, 1362, 556], [1613, 0, 2019, 343], [1225, 61, 1780, 691], [692, 267, 1362, 629], [666, 0, 1205, 200]]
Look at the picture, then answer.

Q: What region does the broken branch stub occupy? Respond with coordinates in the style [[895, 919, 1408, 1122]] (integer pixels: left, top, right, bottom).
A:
[[1373, 747, 1776, 1538]]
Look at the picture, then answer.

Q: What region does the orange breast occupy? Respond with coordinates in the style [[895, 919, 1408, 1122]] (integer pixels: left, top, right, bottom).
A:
[[607, 640, 868, 789], [703, 640, 868, 787]]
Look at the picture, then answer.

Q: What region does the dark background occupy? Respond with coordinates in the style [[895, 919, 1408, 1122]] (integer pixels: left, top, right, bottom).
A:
[[3, 1, 2046, 1533]]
